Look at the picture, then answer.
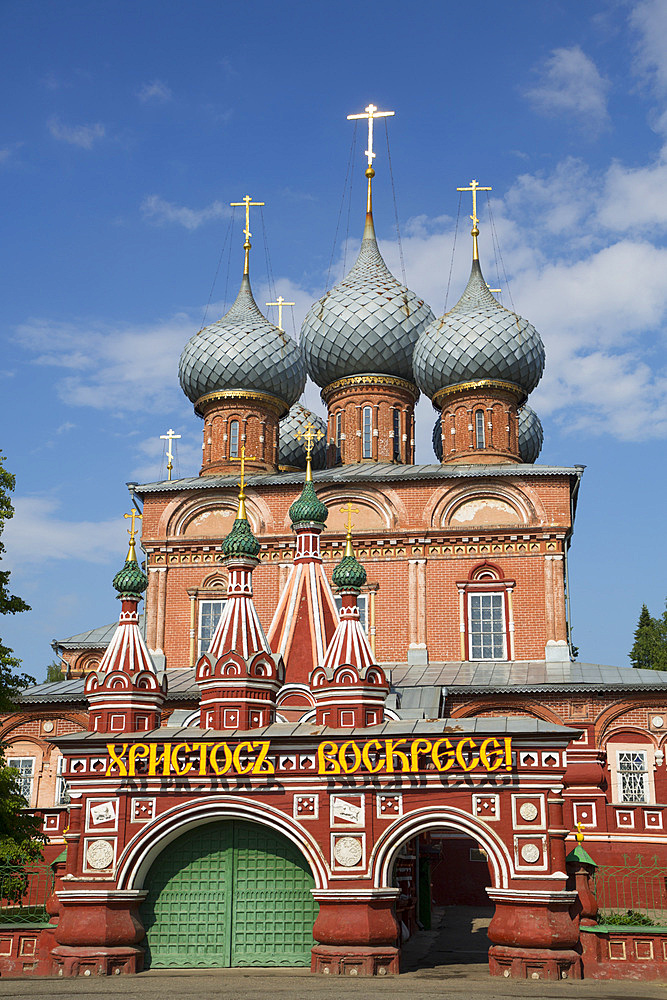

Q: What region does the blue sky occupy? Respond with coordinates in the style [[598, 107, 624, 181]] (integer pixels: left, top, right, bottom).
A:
[[1, 0, 666, 679]]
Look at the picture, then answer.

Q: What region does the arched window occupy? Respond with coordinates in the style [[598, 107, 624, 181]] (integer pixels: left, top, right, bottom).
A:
[[229, 420, 239, 458], [335, 411, 342, 465], [362, 406, 372, 459], [458, 562, 514, 662], [475, 410, 486, 449], [393, 408, 400, 461]]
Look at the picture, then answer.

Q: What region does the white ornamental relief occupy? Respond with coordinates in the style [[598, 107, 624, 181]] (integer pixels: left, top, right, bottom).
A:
[[333, 836, 363, 867], [519, 802, 539, 822], [520, 843, 541, 864], [86, 839, 114, 870]]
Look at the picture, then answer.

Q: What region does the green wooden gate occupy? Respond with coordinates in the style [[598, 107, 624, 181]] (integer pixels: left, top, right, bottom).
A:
[[140, 820, 318, 968]]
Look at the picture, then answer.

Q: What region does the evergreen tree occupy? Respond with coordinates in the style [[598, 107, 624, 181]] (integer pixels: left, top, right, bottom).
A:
[[629, 602, 667, 670], [0, 452, 34, 707]]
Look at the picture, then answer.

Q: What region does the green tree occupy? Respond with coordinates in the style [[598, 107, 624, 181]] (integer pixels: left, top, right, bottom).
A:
[[629, 602, 667, 670], [44, 660, 63, 683], [0, 452, 34, 708]]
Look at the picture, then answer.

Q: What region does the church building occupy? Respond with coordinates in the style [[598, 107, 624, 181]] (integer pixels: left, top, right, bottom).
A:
[[3, 105, 667, 981]]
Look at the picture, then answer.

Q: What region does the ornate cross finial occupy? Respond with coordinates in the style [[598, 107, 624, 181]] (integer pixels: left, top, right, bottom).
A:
[[347, 103, 395, 168], [486, 282, 501, 294], [230, 445, 256, 520], [457, 178, 492, 261], [576, 821, 585, 845], [124, 509, 143, 562], [160, 428, 181, 481], [266, 295, 295, 332], [230, 194, 265, 274], [347, 103, 395, 214], [296, 420, 324, 482], [340, 502, 359, 558]]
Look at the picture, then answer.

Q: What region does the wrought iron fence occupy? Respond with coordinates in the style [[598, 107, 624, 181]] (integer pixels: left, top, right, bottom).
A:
[[594, 853, 667, 925], [0, 864, 54, 924]]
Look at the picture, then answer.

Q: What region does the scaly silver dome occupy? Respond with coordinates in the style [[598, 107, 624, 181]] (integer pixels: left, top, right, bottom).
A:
[[300, 215, 434, 388], [279, 403, 326, 470], [179, 274, 306, 409], [413, 259, 545, 401], [432, 402, 544, 463]]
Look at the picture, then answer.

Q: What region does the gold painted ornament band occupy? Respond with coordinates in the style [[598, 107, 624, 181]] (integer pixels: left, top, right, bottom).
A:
[[322, 373, 419, 404], [432, 379, 525, 410], [194, 388, 289, 419]]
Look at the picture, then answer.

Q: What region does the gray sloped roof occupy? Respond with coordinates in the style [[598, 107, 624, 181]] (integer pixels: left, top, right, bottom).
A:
[[18, 661, 667, 709], [53, 615, 146, 650], [133, 462, 583, 496]]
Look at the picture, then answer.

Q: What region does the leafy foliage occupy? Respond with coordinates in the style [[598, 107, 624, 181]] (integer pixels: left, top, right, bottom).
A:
[[0, 747, 44, 848], [629, 601, 667, 671], [598, 909, 655, 926], [45, 660, 64, 683], [0, 451, 34, 708]]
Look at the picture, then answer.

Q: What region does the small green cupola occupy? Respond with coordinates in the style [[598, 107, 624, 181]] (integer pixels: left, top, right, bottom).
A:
[[113, 512, 148, 599], [222, 447, 261, 559], [288, 420, 328, 526], [332, 504, 367, 592]]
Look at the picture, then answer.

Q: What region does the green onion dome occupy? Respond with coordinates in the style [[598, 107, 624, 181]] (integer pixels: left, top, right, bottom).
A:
[[112, 558, 148, 599], [222, 516, 261, 559], [332, 551, 367, 591], [288, 480, 328, 526]]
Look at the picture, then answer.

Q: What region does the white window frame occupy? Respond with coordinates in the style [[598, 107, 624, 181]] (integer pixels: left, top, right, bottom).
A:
[[475, 409, 486, 449], [8, 756, 34, 806], [467, 591, 506, 661], [335, 411, 342, 464], [334, 593, 369, 634], [393, 408, 400, 461], [362, 407, 372, 459], [229, 420, 239, 459], [55, 756, 70, 806], [611, 744, 654, 805], [198, 599, 226, 657]]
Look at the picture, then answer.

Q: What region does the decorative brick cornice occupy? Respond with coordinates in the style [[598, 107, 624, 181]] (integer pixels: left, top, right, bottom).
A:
[[194, 388, 289, 419]]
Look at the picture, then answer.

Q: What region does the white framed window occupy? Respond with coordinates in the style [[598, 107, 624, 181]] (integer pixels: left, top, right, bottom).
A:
[[468, 592, 506, 660], [335, 411, 342, 464], [55, 756, 70, 806], [362, 407, 372, 459], [229, 421, 239, 458], [393, 408, 400, 461], [334, 593, 368, 633], [198, 599, 226, 656], [8, 757, 34, 805], [475, 409, 486, 449], [616, 748, 650, 804]]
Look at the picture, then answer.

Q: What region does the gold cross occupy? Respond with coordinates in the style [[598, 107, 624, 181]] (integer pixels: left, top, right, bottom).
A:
[[456, 178, 492, 231], [124, 508, 143, 543], [230, 194, 265, 245], [229, 444, 256, 519], [340, 502, 359, 536], [296, 420, 324, 459], [347, 103, 395, 168], [266, 295, 295, 332], [160, 428, 181, 481], [486, 283, 501, 294]]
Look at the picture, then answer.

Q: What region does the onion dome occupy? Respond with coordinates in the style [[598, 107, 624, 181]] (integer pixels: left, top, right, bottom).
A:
[[289, 481, 328, 526], [413, 258, 545, 403], [517, 403, 543, 464], [332, 522, 367, 592], [431, 401, 544, 463], [300, 213, 434, 388], [179, 275, 305, 412], [279, 403, 326, 470], [222, 513, 261, 559], [112, 534, 147, 598]]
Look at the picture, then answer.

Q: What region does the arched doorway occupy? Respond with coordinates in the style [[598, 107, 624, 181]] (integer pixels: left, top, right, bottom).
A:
[[139, 819, 318, 968]]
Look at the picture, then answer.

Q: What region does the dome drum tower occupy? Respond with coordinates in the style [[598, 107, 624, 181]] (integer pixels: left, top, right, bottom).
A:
[[433, 378, 523, 465], [196, 388, 286, 477], [322, 374, 418, 465]]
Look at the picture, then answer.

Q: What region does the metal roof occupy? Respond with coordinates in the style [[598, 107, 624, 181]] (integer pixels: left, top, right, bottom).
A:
[[18, 660, 667, 707], [52, 616, 145, 650], [133, 462, 584, 496]]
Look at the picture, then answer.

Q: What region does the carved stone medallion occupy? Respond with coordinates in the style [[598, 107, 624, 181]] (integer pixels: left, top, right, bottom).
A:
[[333, 836, 363, 867], [86, 839, 114, 870]]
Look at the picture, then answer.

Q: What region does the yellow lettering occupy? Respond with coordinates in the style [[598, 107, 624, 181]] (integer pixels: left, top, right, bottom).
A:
[[479, 738, 505, 772], [504, 737, 513, 771], [170, 743, 192, 776], [251, 741, 274, 775], [105, 743, 128, 777], [148, 743, 167, 776], [361, 740, 385, 773], [385, 739, 410, 773], [128, 743, 149, 777], [338, 741, 362, 774], [455, 737, 480, 772], [210, 742, 232, 775], [431, 738, 455, 771], [232, 741, 255, 775], [410, 739, 432, 773], [317, 741, 341, 774], [191, 742, 209, 775]]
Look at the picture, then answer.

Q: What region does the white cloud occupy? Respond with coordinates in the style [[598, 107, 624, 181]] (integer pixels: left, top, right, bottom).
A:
[[3, 497, 125, 568], [524, 46, 610, 134], [48, 116, 105, 149], [631, 0, 667, 95], [598, 151, 667, 230], [137, 79, 173, 103], [141, 194, 228, 230]]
